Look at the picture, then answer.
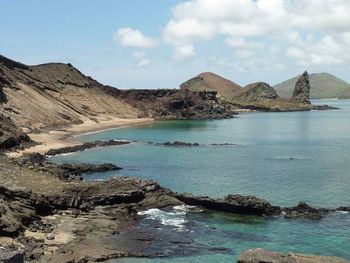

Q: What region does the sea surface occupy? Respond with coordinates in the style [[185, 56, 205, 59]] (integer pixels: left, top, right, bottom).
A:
[[51, 100, 350, 262]]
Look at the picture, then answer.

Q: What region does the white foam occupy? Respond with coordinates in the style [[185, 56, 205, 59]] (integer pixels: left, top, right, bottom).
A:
[[338, 211, 349, 214], [113, 139, 129, 142], [138, 205, 196, 231]]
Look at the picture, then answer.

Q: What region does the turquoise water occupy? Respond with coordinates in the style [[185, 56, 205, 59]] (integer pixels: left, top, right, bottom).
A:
[[51, 100, 350, 261]]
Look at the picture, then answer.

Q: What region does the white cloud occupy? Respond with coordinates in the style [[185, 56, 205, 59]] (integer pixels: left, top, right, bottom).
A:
[[114, 27, 158, 48], [114, 1, 350, 70], [161, 0, 350, 66], [173, 45, 195, 60], [287, 35, 349, 66], [132, 51, 151, 67], [226, 38, 263, 49]]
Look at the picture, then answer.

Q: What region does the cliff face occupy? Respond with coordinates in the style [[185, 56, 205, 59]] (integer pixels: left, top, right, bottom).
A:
[[105, 87, 233, 120], [0, 55, 234, 134], [292, 71, 311, 104]]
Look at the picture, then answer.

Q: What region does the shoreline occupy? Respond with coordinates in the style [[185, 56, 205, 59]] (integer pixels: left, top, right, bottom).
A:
[[7, 117, 154, 157]]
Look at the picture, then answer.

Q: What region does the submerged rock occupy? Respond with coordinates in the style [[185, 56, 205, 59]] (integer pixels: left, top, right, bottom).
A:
[[156, 141, 200, 147], [238, 248, 350, 263], [282, 202, 330, 220], [15, 153, 121, 181], [45, 139, 131, 156]]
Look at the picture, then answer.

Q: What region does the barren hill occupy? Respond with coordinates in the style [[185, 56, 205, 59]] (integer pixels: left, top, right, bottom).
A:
[[274, 73, 350, 99], [180, 72, 242, 98], [0, 55, 233, 136]]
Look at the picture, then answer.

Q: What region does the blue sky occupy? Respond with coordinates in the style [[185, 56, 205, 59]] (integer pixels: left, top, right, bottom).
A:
[[1, 0, 350, 88]]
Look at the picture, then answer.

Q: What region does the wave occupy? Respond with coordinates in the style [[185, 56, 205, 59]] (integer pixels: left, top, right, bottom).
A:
[[137, 205, 197, 231]]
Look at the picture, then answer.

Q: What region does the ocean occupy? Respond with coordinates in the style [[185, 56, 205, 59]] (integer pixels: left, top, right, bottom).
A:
[[51, 99, 350, 262]]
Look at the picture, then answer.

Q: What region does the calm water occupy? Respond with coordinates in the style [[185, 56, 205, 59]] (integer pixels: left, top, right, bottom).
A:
[[51, 100, 350, 262]]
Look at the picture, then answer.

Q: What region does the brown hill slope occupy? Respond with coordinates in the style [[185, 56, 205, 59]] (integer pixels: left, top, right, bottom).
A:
[[180, 72, 242, 98], [0, 55, 234, 134]]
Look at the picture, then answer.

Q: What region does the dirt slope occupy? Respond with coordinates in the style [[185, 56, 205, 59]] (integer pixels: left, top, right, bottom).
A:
[[180, 72, 242, 98], [0, 55, 234, 134]]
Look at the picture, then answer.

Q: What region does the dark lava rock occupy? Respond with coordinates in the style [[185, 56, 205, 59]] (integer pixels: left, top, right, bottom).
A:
[[177, 193, 281, 216], [211, 143, 237, 146], [157, 141, 200, 147], [16, 237, 45, 262], [0, 247, 24, 263], [28, 220, 55, 233], [59, 162, 121, 176], [235, 82, 279, 103], [15, 153, 121, 181], [0, 114, 32, 152], [0, 191, 39, 236], [238, 248, 350, 263], [46, 139, 131, 156], [312, 104, 339, 110], [282, 202, 330, 220], [292, 71, 311, 104]]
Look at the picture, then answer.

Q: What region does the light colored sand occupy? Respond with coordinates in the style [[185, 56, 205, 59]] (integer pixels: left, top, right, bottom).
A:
[[8, 117, 154, 157]]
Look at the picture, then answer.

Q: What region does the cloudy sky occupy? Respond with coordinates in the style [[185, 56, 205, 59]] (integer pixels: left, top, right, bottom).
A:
[[2, 0, 350, 88]]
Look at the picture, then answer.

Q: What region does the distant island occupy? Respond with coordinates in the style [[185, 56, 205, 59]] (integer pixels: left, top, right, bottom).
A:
[[180, 71, 336, 112], [274, 73, 350, 99]]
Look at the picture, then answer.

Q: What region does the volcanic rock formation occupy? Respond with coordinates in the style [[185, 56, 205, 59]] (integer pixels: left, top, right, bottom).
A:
[[292, 71, 311, 104]]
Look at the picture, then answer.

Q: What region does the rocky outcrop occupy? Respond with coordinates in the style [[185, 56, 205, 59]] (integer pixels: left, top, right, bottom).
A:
[[282, 202, 329, 220], [0, 114, 32, 152], [274, 72, 350, 99], [0, 247, 24, 263], [107, 87, 236, 120], [154, 141, 200, 147], [15, 153, 121, 181], [177, 193, 349, 219], [45, 139, 131, 156], [292, 71, 311, 104], [238, 248, 350, 263], [233, 82, 279, 103], [177, 193, 281, 216], [181, 71, 335, 112]]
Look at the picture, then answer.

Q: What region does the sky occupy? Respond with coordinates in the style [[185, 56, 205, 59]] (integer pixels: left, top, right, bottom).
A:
[[1, 0, 350, 88]]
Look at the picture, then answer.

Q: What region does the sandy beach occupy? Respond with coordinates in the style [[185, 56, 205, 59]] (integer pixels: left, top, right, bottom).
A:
[[8, 117, 154, 157]]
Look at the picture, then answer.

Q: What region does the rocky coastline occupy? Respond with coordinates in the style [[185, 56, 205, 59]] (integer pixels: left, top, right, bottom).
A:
[[1, 152, 349, 262], [0, 55, 348, 262]]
